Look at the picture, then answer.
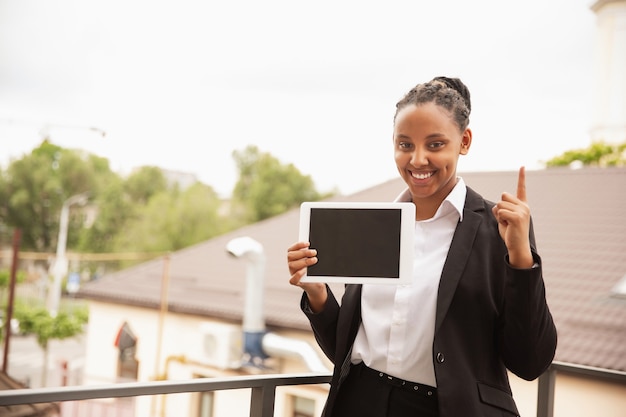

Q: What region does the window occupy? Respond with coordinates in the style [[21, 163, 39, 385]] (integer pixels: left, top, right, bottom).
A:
[[116, 349, 138, 381], [115, 322, 138, 381]]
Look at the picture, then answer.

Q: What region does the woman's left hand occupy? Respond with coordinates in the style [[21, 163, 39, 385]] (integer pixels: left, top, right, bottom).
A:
[[491, 166, 534, 268]]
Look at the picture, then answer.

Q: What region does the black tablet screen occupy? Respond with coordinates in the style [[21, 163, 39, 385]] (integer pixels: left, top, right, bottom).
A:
[[307, 208, 402, 278]]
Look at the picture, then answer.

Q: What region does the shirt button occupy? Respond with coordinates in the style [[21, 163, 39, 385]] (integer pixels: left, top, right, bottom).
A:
[[436, 352, 445, 363]]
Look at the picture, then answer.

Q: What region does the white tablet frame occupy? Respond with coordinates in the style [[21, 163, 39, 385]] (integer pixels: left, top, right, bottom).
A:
[[298, 201, 415, 285]]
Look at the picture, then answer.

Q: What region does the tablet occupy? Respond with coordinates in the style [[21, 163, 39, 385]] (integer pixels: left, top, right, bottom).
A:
[[298, 201, 415, 284]]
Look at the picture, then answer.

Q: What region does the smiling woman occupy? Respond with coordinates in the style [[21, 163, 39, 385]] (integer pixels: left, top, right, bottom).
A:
[[394, 119, 468, 219], [286, 76, 557, 417]]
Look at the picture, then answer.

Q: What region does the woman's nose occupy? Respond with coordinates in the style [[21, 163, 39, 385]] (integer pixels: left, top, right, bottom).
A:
[[410, 148, 428, 166]]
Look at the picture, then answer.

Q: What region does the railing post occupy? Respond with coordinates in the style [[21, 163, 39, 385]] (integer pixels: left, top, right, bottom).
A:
[[250, 384, 277, 417], [536, 367, 556, 417]]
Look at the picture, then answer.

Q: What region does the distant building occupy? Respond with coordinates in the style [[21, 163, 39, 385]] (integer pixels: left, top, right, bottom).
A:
[[160, 168, 198, 190], [590, 0, 626, 144], [129, 166, 199, 190]]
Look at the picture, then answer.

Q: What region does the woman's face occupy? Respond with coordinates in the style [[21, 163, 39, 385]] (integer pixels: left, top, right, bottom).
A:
[[393, 102, 471, 208]]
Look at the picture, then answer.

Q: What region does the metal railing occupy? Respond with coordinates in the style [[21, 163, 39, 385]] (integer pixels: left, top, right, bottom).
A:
[[536, 361, 626, 417], [1, 362, 625, 417], [0, 372, 332, 417]]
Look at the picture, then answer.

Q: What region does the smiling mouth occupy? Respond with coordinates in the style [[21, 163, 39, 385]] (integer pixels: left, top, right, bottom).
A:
[[411, 171, 434, 180]]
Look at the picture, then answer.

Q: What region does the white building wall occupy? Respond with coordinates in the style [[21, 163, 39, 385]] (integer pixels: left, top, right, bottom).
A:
[[591, 0, 626, 143], [82, 301, 130, 384], [82, 300, 331, 417]]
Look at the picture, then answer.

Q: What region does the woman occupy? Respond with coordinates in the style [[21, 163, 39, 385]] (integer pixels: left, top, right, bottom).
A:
[[287, 76, 557, 417]]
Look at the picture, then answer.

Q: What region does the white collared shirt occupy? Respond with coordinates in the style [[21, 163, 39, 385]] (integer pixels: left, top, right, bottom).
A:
[[351, 177, 467, 387]]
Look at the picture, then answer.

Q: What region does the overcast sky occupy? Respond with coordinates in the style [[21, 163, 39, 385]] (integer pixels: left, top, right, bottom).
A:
[[0, 0, 598, 196]]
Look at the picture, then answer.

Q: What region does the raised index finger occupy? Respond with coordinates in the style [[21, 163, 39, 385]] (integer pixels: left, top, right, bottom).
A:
[[517, 166, 527, 202]]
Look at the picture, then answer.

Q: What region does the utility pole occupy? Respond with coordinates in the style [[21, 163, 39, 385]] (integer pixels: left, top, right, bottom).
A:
[[48, 193, 89, 317], [2, 229, 21, 374]]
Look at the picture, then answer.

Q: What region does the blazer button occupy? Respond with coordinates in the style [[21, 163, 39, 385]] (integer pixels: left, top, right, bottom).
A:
[[436, 352, 445, 363]]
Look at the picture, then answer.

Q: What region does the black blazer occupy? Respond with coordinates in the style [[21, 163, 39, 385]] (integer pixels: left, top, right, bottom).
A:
[[302, 186, 557, 417]]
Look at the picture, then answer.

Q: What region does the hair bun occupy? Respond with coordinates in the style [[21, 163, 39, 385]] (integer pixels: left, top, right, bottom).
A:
[[433, 76, 471, 112]]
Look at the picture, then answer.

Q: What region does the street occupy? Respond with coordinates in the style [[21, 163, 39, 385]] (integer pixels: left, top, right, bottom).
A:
[[1, 329, 87, 388]]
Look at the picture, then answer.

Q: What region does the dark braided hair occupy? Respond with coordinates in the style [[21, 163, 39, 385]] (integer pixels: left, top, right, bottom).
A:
[[394, 76, 471, 132]]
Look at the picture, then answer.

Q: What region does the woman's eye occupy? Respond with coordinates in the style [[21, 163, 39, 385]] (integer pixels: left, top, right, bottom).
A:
[[429, 141, 445, 149], [397, 142, 412, 150]]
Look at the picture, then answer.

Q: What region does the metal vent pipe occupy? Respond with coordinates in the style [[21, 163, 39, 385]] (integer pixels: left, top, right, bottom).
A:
[[226, 236, 328, 372]]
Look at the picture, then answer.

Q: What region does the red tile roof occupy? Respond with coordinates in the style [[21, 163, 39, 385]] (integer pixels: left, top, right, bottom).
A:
[[78, 167, 626, 372]]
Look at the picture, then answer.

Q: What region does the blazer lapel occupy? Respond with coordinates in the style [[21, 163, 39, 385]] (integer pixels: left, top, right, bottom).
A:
[[335, 284, 362, 385], [435, 187, 485, 333], [338, 284, 362, 351]]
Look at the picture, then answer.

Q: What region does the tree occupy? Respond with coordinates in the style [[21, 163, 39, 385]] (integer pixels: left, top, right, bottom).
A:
[[76, 166, 168, 254], [231, 145, 328, 222], [76, 175, 129, 253], [0, 173, 8, 237], [14, 301, 88, 386], [0, 269, 26, 342], [123, 165, 168, 204], [0, 268, 26, 306], [112, 182, 226, 253], [0, 140, 115, 251], [1, 141, 329, 261], [545, 140, 626, 167]]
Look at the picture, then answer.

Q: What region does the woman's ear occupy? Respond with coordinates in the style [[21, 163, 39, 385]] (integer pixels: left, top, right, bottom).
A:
[[460, 128, 472, 155]]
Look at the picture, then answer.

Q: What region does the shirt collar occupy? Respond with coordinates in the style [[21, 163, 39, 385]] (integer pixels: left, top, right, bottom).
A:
[[445, 177, 466, 221], [394, 176, 467, 222]]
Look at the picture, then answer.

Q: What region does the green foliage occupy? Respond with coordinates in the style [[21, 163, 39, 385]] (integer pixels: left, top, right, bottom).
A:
[[113, 182, 226, 253], [545, 141, 626, 167], [76, 175, 129, 253], [0, 172, 7, 225], [123, 166, 168, 203], [13, 302, 88, 349], [0, 269, 26, 288], [232, 145, 328, 222], [0, 269, 27, 309], [1, 141, 329, 262], [0, 140, 115, 251]]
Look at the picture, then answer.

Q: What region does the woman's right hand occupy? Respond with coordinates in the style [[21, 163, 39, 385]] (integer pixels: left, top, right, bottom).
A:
[[287, 241, 327, 312]]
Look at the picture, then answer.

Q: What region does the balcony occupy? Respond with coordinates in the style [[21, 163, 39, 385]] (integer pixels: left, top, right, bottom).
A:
[[1, 361, 624, 417]]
